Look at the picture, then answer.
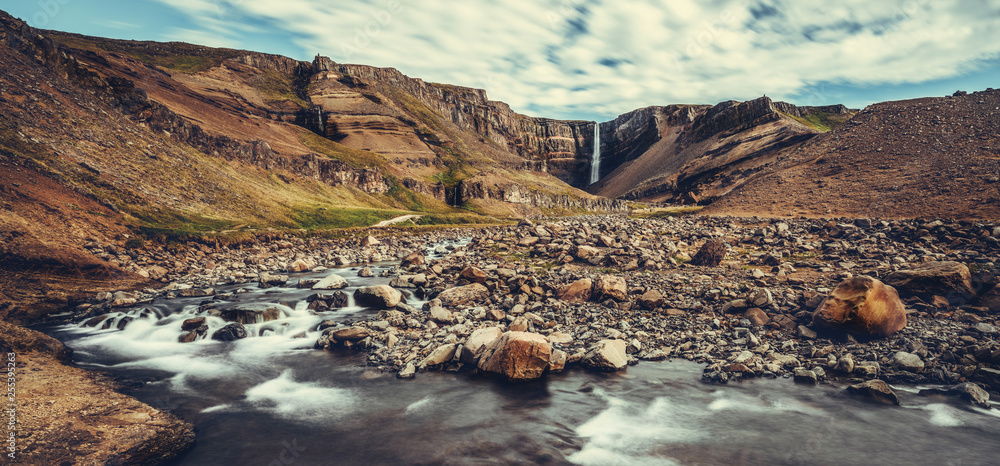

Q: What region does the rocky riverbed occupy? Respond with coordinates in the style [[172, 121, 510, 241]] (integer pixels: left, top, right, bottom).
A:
[[70, 215, 1000, 408]]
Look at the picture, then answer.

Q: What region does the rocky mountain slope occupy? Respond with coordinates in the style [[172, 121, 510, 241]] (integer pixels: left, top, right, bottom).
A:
[[589, 98, 854, 203], [705, 89, 1000, 218]]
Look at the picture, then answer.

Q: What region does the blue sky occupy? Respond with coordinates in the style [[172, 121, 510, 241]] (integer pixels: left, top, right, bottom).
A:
[[4, 0, 999, 122]]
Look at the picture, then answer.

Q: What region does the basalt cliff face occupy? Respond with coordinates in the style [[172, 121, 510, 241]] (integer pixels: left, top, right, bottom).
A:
[[587, 97, 854, 203]]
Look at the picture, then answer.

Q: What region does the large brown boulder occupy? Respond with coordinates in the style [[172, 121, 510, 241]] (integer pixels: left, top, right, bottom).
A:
[[884, 261, 974, 302], [593, 275, 627, 302], [690, 239, 727, 266], [557, 278, 593, 304], [354, 285, 402, 309], [811, 276, 907, 338], [401, 251, 425, 267], [437, 283, 490, 307], [477, 331, 552, 381], [459, 267, 489, 284]]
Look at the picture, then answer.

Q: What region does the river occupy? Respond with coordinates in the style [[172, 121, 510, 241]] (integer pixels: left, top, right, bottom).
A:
[[40, 251, 1000, 465]]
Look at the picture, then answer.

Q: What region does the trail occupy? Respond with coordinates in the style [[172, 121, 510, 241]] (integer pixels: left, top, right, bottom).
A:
[[372, 215, 422, 227]]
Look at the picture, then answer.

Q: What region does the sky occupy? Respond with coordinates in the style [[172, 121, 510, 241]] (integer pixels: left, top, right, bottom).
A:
[[3, 0, 1000, 122]]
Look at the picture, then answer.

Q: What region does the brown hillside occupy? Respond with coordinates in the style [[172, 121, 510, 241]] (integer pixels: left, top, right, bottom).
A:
[[705, 89, 1000, 219]]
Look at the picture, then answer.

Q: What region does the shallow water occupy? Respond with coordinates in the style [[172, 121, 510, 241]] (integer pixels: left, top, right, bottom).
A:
[[41, 254, 1000, 465]]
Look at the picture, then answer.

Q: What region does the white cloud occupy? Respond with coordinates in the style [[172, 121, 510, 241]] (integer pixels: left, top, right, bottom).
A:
[[154, 0, 1000, 119]]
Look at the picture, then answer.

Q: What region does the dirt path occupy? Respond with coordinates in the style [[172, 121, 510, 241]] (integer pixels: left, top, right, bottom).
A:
[[372, 215, 422, 227]]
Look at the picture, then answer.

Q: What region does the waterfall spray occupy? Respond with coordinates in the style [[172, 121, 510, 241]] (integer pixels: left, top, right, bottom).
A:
[[590, 122, 601, 185]]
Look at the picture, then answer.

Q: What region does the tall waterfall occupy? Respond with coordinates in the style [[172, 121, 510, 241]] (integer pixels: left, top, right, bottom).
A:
[[590, 122, 600, 185]]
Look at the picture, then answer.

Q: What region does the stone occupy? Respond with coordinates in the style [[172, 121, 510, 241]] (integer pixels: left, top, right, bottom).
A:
[[796, 325, 818, 339], [354, 285, 402, 309], [312, 273, 348, 290], [181, 317, 206, 331], [974, 367, 1000, 391], [397, 362, 416, 379], [179, 287, 214, 298], [547, 332, 573, 344], [744, 308, 769, 327], [420, 344, 457, 368], [428, 306, 454, 324], [518, 236, 539, 247], [811, 276, 907, 338], [464, 327, 504, 360], [793, 368, 818, 385], [593, 275, 627, 302], [362, 235, 380, 247], [477, 331, 552, 381], [401, 251, 425, 267], [437, 283, 490, 307], [690, 239, 727, 266], [358, 267, 373, 277], [259, 272, 289, 288], [979, 285, 1000, 313], [549, 349, 568, 372], [211, 323, 248, 341], [749, 288, 773, 307], [485, 308, 505, 321], [330, 327, 370, 342], [287, 258, 313, 273], [582, 339, 629, 372], [892, 351, 924, 372], [459, 267, 489, 284], [220, 305, 283, 324], [556, 278, 593, 304], [847, 380, 899, 405], [919, 383, 991, 408], [637, 289, 665, 310], [884, 261, 974, 301], [574, 245, 600, 260]]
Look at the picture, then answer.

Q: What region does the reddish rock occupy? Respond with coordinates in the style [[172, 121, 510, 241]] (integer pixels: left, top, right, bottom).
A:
[[690, 239, 727, 266], [593, 275, 627, 302], [812, 276, 906, 338], [401, 251, 425, 267], [557, 278, 593, 304], [884, 261, 974, 301], [459, 266, 489, 284], [477, 332, 552, 381], [437, 283, 490, 307]]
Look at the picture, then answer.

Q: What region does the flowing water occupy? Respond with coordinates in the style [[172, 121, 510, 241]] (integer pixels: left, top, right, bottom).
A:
[[590, 122, 601, 185], [39, 244, 1000, 465]]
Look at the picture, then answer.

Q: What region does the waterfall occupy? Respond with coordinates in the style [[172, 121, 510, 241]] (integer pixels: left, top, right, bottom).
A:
[[590, 122, 601, 184], [316, 107, 324, 132]]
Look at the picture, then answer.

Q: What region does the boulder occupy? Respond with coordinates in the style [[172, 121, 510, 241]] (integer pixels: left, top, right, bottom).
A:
[[477, 331, 552, 381], [556, 278, 593, 304], [312, 274, 348, 290], [437, 283, 490, 307], [287, 258, 314, 273], [690, 239, 727, 266], [582, 339, 628, 372], [744, 308, 769, 327], [979, 285, 1000, 313], [593, 275, 627, 302], [574, 245, 600, 260], [459, 267, 489, 284], [847, 379, 899, 405], [428, 306, 454, 324], [884, 261, 974, 302], [420, 343, 457, 368], [181, 317, 207, 331], [811, 276, 906, 338], [919, 383, 991, 408], [330, 327, 370, 342], [793, 368, 818, 385], [892, 351, 924, 372], [358, 267, 374, 277], [401, 251, 425, 267], [211, 323, 248, 341], [354, 285, 402, 309], [179, 287, 214, 298], [464, 327, 504, 361], [220, 305, 283, 324], [637, 289, 665, 310], [259, 272, 289, 288], [362, 235, 380, 247]]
